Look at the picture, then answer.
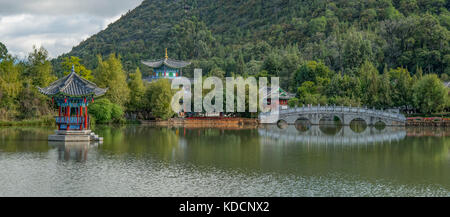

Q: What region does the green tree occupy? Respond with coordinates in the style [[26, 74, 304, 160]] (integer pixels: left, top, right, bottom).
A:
[[359, 61, 381, 107], [127, 67, 146, 111], [0, 42, 7, 59], [308, 16, 327, 35], [146, 79, 175, 120], [342, 31, 374, 72], [61, 56, 93, 80], [27, 46, 56, 87], [94, 54, 130, 107], [18, 80, 52, 120], [208, 67, 226, 80], [88, 98, 124, 123], [294, 61, 330, 88], [297, 81, 328, 105], [88, 98, 112, 123], [387, 67, 414, 108], [288, 97, 299, 107], [0, 56, 22, 119], [413, 74, 448, 114]]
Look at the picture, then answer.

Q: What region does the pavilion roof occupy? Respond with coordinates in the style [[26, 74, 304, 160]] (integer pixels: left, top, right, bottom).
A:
[[142, 58, 191, 69], [260, 86, 294, 100], [37, 67, 107, 97]]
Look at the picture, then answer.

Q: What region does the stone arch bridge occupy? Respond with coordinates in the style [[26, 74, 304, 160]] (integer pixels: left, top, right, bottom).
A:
[[259, 105, 406, 126]]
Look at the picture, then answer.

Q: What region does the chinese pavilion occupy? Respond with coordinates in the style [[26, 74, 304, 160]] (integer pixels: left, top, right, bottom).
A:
[[142, 48, 191, 81], [38, 66, 107, 141], [260, 86, 295, 110]]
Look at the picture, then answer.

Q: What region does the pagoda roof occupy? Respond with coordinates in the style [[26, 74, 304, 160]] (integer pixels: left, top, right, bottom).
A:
[[142, 58, 191, 69], [260, 86, 294, 100], [37, 68, 107, 97]]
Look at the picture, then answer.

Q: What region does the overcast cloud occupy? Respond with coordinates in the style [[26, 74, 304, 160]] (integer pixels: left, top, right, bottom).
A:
[[0, 0, 144, 58]]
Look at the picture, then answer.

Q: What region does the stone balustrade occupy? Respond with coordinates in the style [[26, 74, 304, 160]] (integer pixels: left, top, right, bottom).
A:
[[259, 105, 406, 126]]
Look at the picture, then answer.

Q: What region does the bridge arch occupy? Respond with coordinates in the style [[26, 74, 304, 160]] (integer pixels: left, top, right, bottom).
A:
[[374, 120, 387, 130], [349, 118, 368, 133], [318, 114, 343, 125], [277, 119, 288, 129], [294, 117, 311, 132]]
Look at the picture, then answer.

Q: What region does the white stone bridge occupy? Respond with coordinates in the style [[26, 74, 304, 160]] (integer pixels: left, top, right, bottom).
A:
[[259, 105, 406, 126]]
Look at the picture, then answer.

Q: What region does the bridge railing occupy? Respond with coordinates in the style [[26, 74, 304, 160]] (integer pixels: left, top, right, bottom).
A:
[[260, 105, 406, 121]]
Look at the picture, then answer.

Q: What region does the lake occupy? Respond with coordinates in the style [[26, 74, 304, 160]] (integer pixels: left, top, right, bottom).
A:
[[0, 125, 449, 196]]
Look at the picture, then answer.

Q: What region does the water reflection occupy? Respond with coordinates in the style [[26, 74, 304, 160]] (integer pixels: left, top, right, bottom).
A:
[[0, 127, 53, 152], [1, 125, 450, 196], [349, 119, 368, 133], [48, 141, 100, 162], [260, 125, 406, 145]]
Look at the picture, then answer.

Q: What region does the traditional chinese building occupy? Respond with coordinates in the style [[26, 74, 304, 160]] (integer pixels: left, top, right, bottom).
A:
[[38, 66, 107, 141], [142, 48, 191, 82], [260, 86, 294, 110]]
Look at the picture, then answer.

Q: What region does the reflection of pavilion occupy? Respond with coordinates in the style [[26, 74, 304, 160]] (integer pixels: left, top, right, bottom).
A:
[[258, 125, 406, 145], [49, 141, 100, 162]]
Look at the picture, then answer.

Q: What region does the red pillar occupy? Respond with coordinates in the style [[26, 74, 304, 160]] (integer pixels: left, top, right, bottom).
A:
[[80, 106, 83, 130], [67, 105, 71, 130], [84, 106, 88, 130]]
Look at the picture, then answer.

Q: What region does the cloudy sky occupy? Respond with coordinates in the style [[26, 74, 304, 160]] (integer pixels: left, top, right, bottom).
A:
[[0, 0, 144, 58]]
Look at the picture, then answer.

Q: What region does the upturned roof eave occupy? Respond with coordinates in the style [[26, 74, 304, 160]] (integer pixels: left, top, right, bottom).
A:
[[37, 88, 108, 98], [141, 58, 191, 69], [37, 70, 108, 98]]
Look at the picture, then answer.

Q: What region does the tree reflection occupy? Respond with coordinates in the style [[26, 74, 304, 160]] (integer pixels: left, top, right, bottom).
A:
[[1, 125, 450, 189], [0, 127, 53, 152]]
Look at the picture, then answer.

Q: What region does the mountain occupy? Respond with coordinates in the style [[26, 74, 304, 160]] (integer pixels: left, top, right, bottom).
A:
[[53, 0, 450, 88]]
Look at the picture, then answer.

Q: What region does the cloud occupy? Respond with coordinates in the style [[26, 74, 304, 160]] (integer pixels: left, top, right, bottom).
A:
[[0, 0, 143, 17], [0, 0, 143, 58]]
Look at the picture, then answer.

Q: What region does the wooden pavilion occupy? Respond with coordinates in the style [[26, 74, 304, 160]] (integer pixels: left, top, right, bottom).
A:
[[38, 66, 107, 141]]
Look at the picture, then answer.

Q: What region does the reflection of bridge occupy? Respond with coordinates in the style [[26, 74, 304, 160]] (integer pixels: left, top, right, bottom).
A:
[[258, 125, 406, 145], [259, 105, 406, 126]]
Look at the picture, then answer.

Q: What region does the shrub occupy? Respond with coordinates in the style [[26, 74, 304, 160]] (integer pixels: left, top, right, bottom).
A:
[[88, 98, 113, 123], [111, 103, 124, 122], [288, 97, 299, 107]]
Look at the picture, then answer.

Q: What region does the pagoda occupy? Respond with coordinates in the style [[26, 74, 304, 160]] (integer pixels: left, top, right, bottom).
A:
[[38, 66, 107, 141], [142, 48, 191, 82]]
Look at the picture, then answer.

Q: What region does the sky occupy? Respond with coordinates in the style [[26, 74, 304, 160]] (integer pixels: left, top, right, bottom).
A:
[[0, 0, 144, 59]]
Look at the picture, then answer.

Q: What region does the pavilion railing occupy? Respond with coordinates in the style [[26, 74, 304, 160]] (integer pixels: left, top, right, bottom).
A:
[[55, 116, 85, 124]]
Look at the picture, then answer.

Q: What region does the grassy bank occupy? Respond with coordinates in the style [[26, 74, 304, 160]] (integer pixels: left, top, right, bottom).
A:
[[0, 116, 141, 127], [0, 116, 55, 126]]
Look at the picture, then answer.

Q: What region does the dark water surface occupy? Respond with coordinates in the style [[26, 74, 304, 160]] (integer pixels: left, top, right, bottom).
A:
[[0, 125, 449, 196]]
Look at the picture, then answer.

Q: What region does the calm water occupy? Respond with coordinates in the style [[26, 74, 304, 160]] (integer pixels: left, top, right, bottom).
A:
[[0, 124, 449, 197]]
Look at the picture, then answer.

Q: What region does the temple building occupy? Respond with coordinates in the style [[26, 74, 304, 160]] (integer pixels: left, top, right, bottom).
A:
[[38, 66, 107, 141], [142, 48, 191, 82], [260, 86, 295, 110]]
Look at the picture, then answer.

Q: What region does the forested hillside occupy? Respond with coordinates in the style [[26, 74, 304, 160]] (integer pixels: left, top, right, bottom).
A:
[[1, 0, 449, 123], [55, 0, 449, 82]]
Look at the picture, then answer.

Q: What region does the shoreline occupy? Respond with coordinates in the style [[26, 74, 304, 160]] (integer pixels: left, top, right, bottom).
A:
[[140, 117, 260, 129], [2, 116, 450, 128]]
